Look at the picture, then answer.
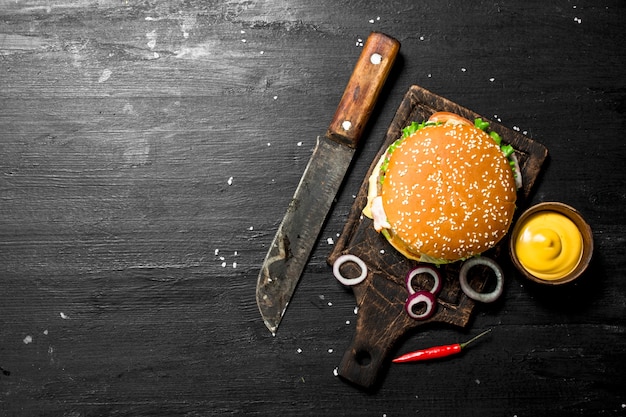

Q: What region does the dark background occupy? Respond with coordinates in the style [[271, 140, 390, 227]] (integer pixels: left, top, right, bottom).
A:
[[1, 1, 625, 416]]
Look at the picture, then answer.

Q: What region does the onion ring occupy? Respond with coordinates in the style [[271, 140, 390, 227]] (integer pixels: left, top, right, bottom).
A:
[[511, 153, 523, 190], [333, 254, 368, 286], [404, 290, 436, 320], [459, 257, 504, 303], [405, 265, 442, 296]]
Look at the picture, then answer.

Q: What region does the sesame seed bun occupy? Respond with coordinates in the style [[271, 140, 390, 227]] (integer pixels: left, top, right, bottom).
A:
[[377, 114, 517, 263]]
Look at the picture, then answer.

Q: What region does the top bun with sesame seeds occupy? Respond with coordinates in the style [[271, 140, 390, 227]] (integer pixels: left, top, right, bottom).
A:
[[363, 112, 518, 264]]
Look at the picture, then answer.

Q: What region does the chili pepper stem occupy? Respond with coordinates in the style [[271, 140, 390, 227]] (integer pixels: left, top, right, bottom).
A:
[[459, 328, 492, 349]]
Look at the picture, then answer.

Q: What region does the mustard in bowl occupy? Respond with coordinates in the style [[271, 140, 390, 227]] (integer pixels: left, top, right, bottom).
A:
[[509, 202, 593, 285]]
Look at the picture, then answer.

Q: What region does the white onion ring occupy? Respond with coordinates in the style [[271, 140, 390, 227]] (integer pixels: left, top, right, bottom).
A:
[[405, 265, 442, 296], [404, 290, 436, 320], [511, 153, 523, 190], [459, 257, 504, 303], [333, 254, 368, 286]]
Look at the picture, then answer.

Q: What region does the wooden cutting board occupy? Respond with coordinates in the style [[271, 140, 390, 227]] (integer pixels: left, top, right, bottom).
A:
[[327, 85, 549, 390]]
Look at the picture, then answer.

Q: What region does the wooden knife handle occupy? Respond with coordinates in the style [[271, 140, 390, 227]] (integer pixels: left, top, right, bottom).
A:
[[326, 32, 400, 148]]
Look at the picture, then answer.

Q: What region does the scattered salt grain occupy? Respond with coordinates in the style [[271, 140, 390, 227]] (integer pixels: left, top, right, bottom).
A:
[[232, 262, 237, 268], [221, 262, 226, 267], [475, 379, 481, 384], [356, 38, 364, 47], [241, 39, 247, 43], [297, 141, 303, 146], [489, 77, 495, 82], [461, 67, 467, 72], [248, 226, 254, 231], [513, 126, 521, 132], [333, 367, 339, 376], [297, 348, 302, 354], [59, 312, 69, 319], [23, 335, 33, 344], [328, 348, 334, 353], [146, 31, 157, 49], [98, 69, 112, 83], [227, 176, 234, 186], [346, 320, 351, 325], [353, 306, 359, 314], [574, 17, 582, 24], [327, 237, 334, 245], [419, 36, 425, 41], [43, 330, 48, 335], [215, 249, 219, 255], [327, 301, 333, 307], [273, 96, 278, 100]]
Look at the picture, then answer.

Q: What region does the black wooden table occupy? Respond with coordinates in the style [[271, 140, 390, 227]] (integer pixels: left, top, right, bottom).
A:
[[1, 1, 625, 416]]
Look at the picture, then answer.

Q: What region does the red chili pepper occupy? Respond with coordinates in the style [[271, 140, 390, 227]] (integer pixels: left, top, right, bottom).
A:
[[392, 328, 492, 363]]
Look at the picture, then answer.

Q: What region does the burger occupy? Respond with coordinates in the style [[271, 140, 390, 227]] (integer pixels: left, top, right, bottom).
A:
[[363, 112, 521, 264]]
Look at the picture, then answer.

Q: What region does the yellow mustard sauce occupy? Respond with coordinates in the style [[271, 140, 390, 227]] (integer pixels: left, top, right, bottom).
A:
[[514, 211, 583, 280]]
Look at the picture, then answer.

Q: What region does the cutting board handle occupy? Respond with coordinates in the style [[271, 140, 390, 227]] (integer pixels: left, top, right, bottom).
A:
[[338, 310, 401, 390], [326, 32, 400, 148], [336, 272, 412, 390]]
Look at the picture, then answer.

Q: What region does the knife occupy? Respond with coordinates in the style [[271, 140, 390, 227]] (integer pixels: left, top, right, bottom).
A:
[[256, 32, 400, 335]]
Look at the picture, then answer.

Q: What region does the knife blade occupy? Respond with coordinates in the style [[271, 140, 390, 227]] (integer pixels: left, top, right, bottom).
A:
[[256, 32, 400, 335]]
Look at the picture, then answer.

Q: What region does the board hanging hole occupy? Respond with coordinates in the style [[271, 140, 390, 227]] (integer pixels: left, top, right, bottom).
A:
[[355, 350, 372, 366]]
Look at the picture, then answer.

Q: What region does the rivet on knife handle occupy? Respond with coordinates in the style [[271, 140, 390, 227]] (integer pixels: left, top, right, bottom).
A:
[[326, 32, 400, 148]]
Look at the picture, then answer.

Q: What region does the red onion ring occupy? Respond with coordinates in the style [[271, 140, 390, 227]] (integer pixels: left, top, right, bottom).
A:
[[404, 290, 436, 320], [333, 254, 368, 286], [459, 257, 504, 303], [405, 265, 442, 296]]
